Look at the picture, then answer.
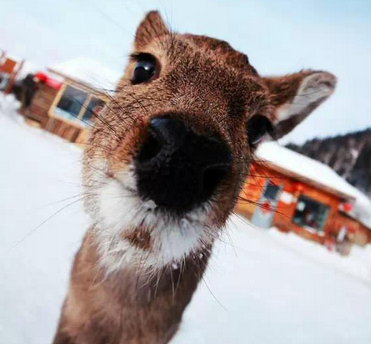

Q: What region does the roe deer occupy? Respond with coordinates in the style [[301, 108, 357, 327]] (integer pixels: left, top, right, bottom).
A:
[[53, 11, 336, 344]]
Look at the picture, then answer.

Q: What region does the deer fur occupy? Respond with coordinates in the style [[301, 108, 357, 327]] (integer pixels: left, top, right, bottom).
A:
[[53, 11, 336, 344]]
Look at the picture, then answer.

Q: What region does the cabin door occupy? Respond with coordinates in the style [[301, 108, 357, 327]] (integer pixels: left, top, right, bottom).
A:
[[251, 180, 282, 229]]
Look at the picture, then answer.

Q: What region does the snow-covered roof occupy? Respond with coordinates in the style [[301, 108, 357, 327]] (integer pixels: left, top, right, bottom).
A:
[[48, 58, 122, 93], [347, 188, 371, 230], [256, 142, 371, 228]]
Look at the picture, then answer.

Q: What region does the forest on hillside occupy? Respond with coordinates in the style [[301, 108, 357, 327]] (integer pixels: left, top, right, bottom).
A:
[[287, 128, 371, 197]]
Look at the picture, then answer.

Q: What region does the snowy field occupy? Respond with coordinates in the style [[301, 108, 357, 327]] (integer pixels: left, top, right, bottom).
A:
[[1, 95, 371, 344]]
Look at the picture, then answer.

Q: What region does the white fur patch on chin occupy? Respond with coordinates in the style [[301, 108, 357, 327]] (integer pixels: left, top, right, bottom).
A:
[[90, 163, 215, 273]]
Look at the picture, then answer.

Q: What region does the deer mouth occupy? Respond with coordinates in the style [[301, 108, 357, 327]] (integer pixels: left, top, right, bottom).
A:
[[87, 157, 220, 271], [84, 115, 233, 270]]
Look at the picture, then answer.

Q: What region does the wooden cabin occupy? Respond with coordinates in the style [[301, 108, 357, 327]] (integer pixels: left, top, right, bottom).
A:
[[236, 142, 371, 254], [0, 51, 24, 93], [19, 58, 121, 144]]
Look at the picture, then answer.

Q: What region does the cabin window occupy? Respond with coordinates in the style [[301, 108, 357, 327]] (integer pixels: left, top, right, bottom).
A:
[[81, 97, 105, 122], [54, 85, 88, 122], [263, 182, 281, 202], [53, 85, 105, 126], [292, 195, 329, 233]]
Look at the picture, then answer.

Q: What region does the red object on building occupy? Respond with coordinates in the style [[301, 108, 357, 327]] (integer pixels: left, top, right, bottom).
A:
[[261, 200, 271, 214], [34, 72, 62, 90], [45, 77, 62, 90], [342, 202, 353, 213], [293, 183, 305, 193], [34, 72, 48, 83]]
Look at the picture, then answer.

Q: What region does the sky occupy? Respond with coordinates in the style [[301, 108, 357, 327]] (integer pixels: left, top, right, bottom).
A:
[[0, 0, 370, 144]]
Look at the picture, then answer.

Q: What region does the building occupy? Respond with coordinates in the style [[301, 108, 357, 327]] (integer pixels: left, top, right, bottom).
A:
[[0, 51, 24, 93], [19, 58, 121, 144], [236, 142, 371, 254]]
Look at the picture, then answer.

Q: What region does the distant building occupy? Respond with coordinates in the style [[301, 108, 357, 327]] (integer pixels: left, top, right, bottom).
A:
[[236, 142, 371, 255], [18, 58, 121, 144], [0, 51, 24, 93]]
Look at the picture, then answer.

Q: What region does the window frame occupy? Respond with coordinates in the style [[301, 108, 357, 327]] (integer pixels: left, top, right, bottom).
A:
[[292, 194, 330, 235], [80, 95, 106, 124], [49, 81, 104, 128]]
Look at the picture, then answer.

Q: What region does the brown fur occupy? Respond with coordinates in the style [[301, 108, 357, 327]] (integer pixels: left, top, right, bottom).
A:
[[53, 11, 336, 344], [123, 227, 153, 251], [53, 231, 211, 344]]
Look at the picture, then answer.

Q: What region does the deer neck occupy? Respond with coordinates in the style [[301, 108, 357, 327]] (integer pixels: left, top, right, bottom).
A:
[[57, 227, 212, 344]]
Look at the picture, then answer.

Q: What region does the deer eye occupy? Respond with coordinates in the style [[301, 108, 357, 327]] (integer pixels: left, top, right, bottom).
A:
[[246, 115, 273, 146], [131, 54, 157, 84]]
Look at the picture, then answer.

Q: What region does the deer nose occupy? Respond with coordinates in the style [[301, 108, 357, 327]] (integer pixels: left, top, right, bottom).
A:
[[135, 117, 231, 214]]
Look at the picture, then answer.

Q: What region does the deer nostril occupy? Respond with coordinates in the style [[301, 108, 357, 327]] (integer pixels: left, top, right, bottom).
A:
[[137, 128, 164, 163], [138, 131, 162, 162], [202, 165, 230, 199], [137, 117, 185, 163]]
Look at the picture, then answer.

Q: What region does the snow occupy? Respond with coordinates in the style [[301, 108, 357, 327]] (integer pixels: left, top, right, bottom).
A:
[[257, 141, 371, 228], [48, 57, 123, 93], [1, 94, 371, 344], [347, 189, 371, 230]]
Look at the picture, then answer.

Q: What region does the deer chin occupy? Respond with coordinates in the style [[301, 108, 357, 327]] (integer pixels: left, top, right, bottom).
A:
[[85, 161, 217, 274]]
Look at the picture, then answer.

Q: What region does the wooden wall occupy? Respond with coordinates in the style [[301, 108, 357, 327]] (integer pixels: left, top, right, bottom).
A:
[[19, 81, 91, 144], [20, 83, 59, 126], [44, 117, 82, 142]]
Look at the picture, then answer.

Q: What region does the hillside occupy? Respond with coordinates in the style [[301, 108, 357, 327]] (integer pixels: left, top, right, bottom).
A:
[[287, 128, 371, 197]]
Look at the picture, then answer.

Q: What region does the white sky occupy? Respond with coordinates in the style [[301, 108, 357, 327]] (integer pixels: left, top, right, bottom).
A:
[[0, 0, 370, 144]]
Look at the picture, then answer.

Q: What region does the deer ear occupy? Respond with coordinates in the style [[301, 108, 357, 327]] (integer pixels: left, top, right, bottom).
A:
[[264, 71, 337, 139], [134, 11, 170, 50]]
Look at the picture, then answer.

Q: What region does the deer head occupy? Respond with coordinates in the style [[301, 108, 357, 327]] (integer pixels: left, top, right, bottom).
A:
[[83, 11, 336, 272]]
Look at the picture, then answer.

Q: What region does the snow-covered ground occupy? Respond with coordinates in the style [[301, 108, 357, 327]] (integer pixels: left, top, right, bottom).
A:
[[1, 95, 371, 344]]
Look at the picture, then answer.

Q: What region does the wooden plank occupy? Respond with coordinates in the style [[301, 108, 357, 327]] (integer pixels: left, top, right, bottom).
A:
[[64, 126, 73, 141], [70, 128, 81, 143], [32, 97, 55, 111], [64, 126, 75, 141], [32, 87, 57, 105], [45, 118, 55, 133], [34, 91, 57, 103], [47, 119, 60, 135], [41, 86, 59, 97], [21, 106, 47, 123], [57, 122, 66, 137], [61, 126, 70, 140], [63, 125, 80, 142], [44, 118, 55, 132], [40, 116, 50, 129], [29, 104, 49, 117], [75, 129, 89, 145]]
